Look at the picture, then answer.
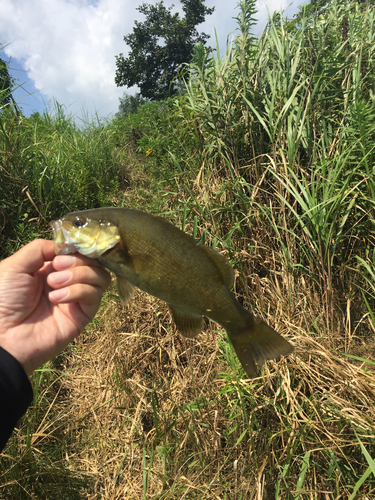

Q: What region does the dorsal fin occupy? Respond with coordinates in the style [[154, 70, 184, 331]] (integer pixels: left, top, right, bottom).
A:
[[200, 245, 235, 289]]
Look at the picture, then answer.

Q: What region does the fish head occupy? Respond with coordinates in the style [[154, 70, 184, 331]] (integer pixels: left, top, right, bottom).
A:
[[50, 213, 121, 258]]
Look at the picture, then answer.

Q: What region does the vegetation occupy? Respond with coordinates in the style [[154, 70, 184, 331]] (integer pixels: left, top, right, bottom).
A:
[[115, 0, 214, 100], [1, 0, 375, 498], [117, 92, 148, 117], [0, 55, 18, 111]]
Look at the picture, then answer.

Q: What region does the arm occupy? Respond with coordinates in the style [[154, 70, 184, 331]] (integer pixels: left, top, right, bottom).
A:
[[0, 346, 33, 451], [0, 239, 111, 451]]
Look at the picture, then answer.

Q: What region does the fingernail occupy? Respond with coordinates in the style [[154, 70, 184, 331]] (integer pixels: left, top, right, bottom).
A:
[[49, 270, 72, 285], [49, 288, 69, 302], [54, 255, 76, 269]]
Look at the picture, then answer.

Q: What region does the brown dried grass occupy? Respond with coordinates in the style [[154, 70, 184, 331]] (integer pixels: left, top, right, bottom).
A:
[[1, 171, 375, 499], [5, 264, 372, 499]]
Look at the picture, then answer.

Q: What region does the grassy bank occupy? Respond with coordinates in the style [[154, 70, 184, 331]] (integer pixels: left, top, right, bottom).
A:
[[1, 0, 375, 498]]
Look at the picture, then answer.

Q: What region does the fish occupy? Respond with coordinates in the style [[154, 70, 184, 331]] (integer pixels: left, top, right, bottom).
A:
[[50, 207, 293, 377]]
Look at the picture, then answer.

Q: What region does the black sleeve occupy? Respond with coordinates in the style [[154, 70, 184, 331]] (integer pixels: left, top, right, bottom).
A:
[[0, 346, 33, 452]]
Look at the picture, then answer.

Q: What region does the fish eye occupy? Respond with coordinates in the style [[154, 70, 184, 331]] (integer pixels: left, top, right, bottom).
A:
[[73, 218, 84, 228]]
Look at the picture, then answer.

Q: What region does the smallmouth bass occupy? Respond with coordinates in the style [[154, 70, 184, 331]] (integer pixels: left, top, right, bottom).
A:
[[51, 208, 293, 377]]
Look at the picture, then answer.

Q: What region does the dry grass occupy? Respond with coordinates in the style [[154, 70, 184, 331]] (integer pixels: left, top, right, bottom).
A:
[[1, 159, 375, 499], [2, 164, 374, 498], [2, 261, 374, 499]]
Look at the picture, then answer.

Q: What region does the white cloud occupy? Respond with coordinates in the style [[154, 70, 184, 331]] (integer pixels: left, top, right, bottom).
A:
[[0, 0, 140, 118], [0, 0, 304, 119]]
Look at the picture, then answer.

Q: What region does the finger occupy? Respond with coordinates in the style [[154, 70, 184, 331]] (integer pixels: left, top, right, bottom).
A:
[[52, 254, 105, 271], [47, 265, 112, 291], [49, 283, 104, 305], [52, 292, 104, 334], [2, 239, 55, 274]]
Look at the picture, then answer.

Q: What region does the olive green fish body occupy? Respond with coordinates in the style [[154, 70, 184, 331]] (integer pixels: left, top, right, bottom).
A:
[[51, 208, 293, 377]]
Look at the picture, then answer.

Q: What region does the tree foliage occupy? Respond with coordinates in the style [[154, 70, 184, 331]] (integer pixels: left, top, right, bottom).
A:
[[0, 57, 13, 108], [115, 0, 214, 100], [116, 92, 148, 117]]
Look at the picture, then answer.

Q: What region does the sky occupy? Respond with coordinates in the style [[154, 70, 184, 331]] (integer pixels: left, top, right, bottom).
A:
[[0, 0, 305, 121]]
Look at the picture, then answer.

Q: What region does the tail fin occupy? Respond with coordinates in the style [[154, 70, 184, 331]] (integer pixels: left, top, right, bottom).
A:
[[227, 317, 293, 377]]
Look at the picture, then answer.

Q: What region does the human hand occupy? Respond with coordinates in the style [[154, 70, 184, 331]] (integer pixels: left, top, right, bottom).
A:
[[0, 239, 111, 376]]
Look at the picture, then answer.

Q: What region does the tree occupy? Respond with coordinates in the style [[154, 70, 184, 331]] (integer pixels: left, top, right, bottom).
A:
[[116, 92, 147, 117], [115, 0, 214, 100], [0, 56, 21, 116], [0, 57, 13, 108]]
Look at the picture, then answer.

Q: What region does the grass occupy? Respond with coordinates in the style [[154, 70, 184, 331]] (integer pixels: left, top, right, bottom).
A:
[[1, 0, 375, 498], [2, 288, 374, 498], [0, 101, 119, 257]]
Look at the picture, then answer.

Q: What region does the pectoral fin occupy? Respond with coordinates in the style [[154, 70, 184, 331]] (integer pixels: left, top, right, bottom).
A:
[[169, 305, 204, 338], [116, 275, 136, 305]]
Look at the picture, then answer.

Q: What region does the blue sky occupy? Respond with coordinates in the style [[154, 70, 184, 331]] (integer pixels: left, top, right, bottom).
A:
[[1, 0, 304, 120], [7, 58, 48, 115]]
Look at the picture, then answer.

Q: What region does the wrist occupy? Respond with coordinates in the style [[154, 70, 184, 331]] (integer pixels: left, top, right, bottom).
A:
[[0, 343, 33, 377]]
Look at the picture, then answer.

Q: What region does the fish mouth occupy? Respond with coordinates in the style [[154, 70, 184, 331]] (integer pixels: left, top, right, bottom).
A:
[[50, 219, 78, 255]]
